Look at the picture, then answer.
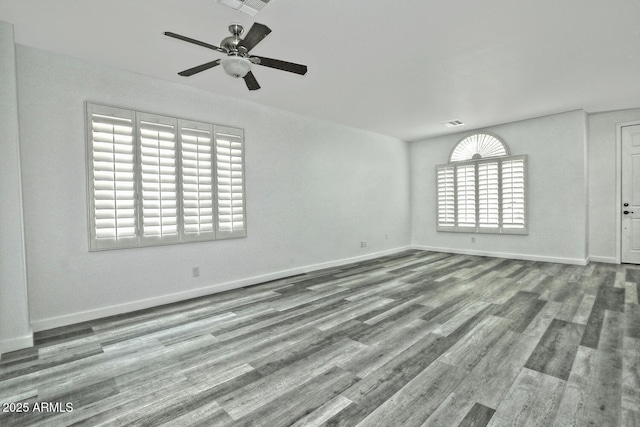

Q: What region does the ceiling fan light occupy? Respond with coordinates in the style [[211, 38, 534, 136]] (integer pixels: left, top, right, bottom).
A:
[[221, 56, 252, 78]]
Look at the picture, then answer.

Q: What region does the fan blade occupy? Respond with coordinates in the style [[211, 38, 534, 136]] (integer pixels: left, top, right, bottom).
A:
[[164, 32, 226, 53], [178, 59, 221, 76], [253, 56, 308, 75], [239, 23, 271, 52], [243, 71, 261, 91]]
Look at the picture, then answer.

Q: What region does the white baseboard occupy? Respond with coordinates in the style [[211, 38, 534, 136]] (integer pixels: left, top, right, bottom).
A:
[[588, 255, 618, 264], [30, 246, 413, 332], [0, 332, 33, 355], [411, 245, 590, 266]]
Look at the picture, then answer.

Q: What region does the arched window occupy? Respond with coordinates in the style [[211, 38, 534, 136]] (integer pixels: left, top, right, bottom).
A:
[[450, 133, 508, 161], [437, 133, 527, 234]]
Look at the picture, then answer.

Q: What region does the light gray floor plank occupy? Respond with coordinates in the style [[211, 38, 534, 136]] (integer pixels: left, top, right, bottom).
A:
[[488, 368, 566, 427], [444, 330, 539, 410], [437, 314, 511, 370], [421, 392, 476, 427], [554, 343, 623, 426], [622, 336, 640, 413], [622, 407, 640, 427], [355, 360, 467, 427], [553, 345, 596, 427]]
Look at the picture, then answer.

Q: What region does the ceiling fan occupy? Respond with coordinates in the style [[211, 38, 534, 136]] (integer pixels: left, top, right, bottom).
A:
[[164, 22, 308, 91]]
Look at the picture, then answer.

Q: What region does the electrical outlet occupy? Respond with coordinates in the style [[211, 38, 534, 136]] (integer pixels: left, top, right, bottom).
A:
[[360, 241, 367, 248], [385, 234, 389, 240], [192, 266, 200, 277], [471, 237, 476, 243]]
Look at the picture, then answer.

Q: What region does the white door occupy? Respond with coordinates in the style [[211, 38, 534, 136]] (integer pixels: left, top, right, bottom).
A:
[[622, 124, 640, 264]]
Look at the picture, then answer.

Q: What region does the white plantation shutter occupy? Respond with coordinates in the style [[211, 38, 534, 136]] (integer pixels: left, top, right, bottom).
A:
[[179, 120, 215, 241], [138, 113, 179, 244], [456, 163, 476, 229], [436, 165, 455, 230], [450, 133, 508, 162], [435, 133, 526, 235], [87, 104, 137, 250], [86, 103, 246, 250], [215, 126, 246, 238], [478, 160, 500, 230], [501, 156, 527, 233]]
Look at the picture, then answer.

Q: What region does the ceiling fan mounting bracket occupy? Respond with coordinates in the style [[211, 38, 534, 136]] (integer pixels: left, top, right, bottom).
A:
[[228, 23, 244, 36]]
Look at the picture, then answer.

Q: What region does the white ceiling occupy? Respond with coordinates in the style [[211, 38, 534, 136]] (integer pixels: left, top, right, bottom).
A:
[[1, 0, 640, 141]]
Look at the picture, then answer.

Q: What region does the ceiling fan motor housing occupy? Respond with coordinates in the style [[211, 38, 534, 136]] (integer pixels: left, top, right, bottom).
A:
[[221, 24, 246, 54]]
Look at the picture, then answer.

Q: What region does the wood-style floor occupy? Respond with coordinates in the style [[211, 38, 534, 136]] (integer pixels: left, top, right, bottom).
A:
[[1, 250, 639, 426]]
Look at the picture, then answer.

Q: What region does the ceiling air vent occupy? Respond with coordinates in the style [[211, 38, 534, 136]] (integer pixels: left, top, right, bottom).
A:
[[443, 120, 465, 128], [217, 0, 271, 16]]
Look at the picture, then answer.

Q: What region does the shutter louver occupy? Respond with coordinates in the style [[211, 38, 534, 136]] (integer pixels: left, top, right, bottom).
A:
[[138, 115, 178, 243], [478, 161, 500, 229], [456, 164, 476, 228], [502, 156, 526, 230], [88, 107, 137, 249], [437, 165, 455, 229], [180, 121, 214, 240], [216, 127, 246, 237]]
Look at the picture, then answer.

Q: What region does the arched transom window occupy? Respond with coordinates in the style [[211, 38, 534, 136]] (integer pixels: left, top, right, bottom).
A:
[[437, 133, 527, 234], [450, 133, 508, 161]]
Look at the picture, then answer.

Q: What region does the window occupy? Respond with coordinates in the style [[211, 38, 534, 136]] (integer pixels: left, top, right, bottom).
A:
[[436, 133, 527, 234], [86, 103, 246, 250]]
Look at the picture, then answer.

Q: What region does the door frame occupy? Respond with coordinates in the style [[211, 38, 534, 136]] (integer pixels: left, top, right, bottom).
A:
[[616, 120, 640, 263]]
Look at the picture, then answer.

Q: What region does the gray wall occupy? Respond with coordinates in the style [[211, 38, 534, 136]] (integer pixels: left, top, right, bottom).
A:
[[0, 21, 32, 353], [410, 110, 589, 264], [588, 108, 640, 263], [15, 45, 412, 331]]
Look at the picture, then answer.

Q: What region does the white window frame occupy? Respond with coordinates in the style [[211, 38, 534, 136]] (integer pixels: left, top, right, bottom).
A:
[[86, 103, 246, 251], [436, 133, 527, 235]]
